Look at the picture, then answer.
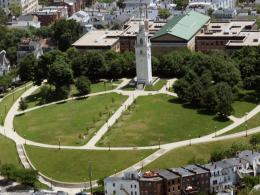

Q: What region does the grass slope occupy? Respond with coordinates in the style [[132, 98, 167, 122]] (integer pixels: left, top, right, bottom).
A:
[[98, 94, 231, 147], [232, 90, 259, 118], [25, 145, 154, 182], [145, 135, 252, 170], [14, 93, 127, 146], [0, 135, 21, 167], [25, 81, 120, 109], [0, 84, 29, 125], [222, 112, 260, 136]]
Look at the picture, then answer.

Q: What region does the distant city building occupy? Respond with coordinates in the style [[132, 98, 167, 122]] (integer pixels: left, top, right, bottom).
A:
[[10, 15, 41, 28], [72, 30, 122, 52], [69, 11, 94, 33], [195, 20, 258, 52], [150, 11, 210, 55], [187, 0, 235, 13], [104, 171, 140, 195], [33, 6, 68, 26], [213, 9, 237, 19], [0, 0, 38, 14], [135, 19, 153, 86], [48, 0, 85, 16], [0, 50, 10, 76], [17, 38, 44, 62]]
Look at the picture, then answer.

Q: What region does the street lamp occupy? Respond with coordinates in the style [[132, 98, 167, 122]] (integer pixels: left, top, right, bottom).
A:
[[189, 134, 191, 146], [108, 141, 110, 151], [158, 137, 161, 149], [245, 112, 248, 137], [58, 137, 61, 150], [214, 126, 217, 137], [24, 135, 26, 145]]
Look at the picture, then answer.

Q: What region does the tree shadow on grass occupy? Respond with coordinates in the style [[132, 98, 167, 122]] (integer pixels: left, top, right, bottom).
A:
[[167, 97, 228, 122], [236, 90, 260, 104]]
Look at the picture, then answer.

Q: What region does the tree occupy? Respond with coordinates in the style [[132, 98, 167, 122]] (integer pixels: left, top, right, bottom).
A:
[[19, 98, 28, 111], [158, 8, 171, 19], [117, 0, 126, 10], [18, 54, 37, 81], [75, 76, 91, 95], [250, 134, 260, 147], [0, 7, 7, 25], [15, 169, 38, 186], [9, 3, 22, 17], [48, 57, 73, 89], [0, 164, 17, 180], [52, 19, 82, 51]]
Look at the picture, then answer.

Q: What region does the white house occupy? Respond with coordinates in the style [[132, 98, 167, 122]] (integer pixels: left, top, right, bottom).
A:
[[10, 15, 41, 28], [0, 50, 10, 76], [203, 158, 251, 193], [104, 171, 140, 195], [239, 150, 260, 176]]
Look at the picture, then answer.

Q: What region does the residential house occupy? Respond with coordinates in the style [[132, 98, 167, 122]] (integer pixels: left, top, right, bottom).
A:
[[238, 150, 260, 176], [10, 15, 41, 28], [0, 50, 10, 76], [213, 9, 237, 19], [48, 0, 85, 16], [33, 6, 68, 26], [139, 171, 164, 195], [158, 169, 181, 195], [104, 171, 140, 195], [17, 38, 44, 62]]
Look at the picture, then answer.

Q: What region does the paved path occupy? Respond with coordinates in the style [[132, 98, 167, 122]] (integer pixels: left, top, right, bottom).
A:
[[0, 78, 260, 194]]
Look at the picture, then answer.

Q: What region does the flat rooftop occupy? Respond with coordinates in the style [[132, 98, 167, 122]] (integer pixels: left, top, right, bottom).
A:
[[183, 164, 208, 174], [170, 167, 194, 177], [121, 20, 166, 37], [158, 169, 180, 180], [226, 31, 260, 47], [197, 20, 256, 37], [72, 30, 123, 47]]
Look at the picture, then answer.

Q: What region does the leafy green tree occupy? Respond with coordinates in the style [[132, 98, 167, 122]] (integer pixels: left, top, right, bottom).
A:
[[117, 0, 126, 10], [158, 8, 171, 19], [52, 19, 82, 51], [18, 54, 37, 81], [6, 46, 17, 65], [0, 7, 7, 25], [56, 85, 70, 99], [0, 164, 17, 180], [9, 3, 22, 17], [75, 76, 91, 95], [48, 57, 73, 89], [250, 134, 260, 147], [15, 169, 38, 186]]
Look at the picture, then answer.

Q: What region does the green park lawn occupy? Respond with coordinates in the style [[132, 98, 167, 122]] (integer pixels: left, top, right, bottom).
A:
[[222, 112, 260, 136], [98, 94, 232, 147], [145, 79, 167, 91], [0, 84, 30, 125], [0, 135, 22, 167], [25, 81, 121, 109], [25, 145, 154, 182], [231, 89, 259, 118], [145, 135, 252, 170], [14, 93, 127, 146]]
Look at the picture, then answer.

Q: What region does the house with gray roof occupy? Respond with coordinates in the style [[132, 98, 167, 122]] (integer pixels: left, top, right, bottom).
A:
[[239, 150, 260, 176], [150, 11, 210, 55], [0, 50, 10, 76]]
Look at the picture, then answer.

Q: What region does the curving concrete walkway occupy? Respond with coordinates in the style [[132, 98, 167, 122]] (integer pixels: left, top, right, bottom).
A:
[[1, 78, 260, 194]]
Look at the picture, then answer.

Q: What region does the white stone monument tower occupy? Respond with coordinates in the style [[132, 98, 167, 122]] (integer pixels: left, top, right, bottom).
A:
[[135, 19, 153, 86]]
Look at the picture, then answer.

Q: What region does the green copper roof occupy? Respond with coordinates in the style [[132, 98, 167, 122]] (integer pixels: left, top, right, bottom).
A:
[[152, 11, 210, 41]]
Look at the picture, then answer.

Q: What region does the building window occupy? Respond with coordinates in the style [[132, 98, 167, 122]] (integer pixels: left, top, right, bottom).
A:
[[113, 183, 115, 187]]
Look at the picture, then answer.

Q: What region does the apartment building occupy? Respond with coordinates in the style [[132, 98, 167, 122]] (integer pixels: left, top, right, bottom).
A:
[[0, 0, 38, 14]]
